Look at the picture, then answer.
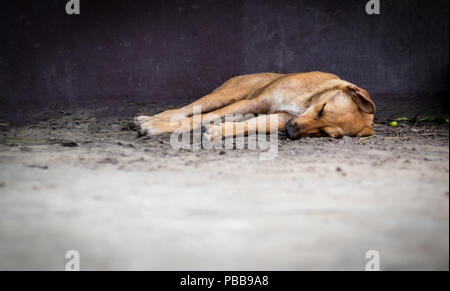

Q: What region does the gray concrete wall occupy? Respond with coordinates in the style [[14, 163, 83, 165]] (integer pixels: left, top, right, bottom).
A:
[[1, 0, 448, 124]]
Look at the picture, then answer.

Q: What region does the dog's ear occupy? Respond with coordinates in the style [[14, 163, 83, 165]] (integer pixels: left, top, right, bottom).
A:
[[357, 126, 375, 137], [348, 85, 376, 114]]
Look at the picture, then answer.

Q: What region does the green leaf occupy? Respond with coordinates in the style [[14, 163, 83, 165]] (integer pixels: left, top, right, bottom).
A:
[[417, 117, 433, 122]]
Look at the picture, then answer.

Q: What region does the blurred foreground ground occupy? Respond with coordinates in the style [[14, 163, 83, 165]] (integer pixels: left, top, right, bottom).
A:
[[0, 112, 448, 270]]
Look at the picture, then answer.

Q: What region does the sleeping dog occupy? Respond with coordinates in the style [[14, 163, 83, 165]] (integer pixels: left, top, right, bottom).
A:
[[135, 71, 375, 140]]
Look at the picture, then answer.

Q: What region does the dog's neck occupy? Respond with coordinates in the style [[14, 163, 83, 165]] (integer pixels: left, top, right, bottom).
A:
[[275, 79, 350, 117]]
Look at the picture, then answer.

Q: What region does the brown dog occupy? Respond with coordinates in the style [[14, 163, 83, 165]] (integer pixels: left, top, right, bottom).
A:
[[135, 72, 375, 140]]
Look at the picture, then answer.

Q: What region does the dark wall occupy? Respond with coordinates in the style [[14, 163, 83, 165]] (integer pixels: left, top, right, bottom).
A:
[[0, 0, 448, 124]]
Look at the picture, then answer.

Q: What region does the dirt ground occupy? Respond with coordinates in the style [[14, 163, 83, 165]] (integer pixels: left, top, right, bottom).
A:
[[0, 110, 448, 270]]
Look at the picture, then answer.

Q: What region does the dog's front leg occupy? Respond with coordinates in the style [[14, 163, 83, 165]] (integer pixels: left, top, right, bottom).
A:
[[202, 112, 292, 141], [138, 99, 269, 137]]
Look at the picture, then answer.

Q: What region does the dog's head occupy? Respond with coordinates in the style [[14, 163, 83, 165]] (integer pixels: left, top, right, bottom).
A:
[[285, 83, 376, 139]]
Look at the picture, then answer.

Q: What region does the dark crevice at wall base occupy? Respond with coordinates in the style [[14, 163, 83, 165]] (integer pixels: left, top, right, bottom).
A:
[[373, 92, 449, 121], [0, 95, 189, 126], [0, 0, 448, 125], [1, 93, 448, 127]]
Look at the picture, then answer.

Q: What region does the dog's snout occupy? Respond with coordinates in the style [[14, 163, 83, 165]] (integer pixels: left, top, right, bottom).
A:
[[285, 122, 300, 140]]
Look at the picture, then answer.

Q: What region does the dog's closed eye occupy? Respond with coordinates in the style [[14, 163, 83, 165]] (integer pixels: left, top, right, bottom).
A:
[[317, 103, 326, 118]]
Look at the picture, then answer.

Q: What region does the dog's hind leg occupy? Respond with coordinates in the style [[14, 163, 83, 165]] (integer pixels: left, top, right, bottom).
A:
[[135, 87, 250, 127], [135, 73, 284, 126], [176, 73, 284, 118], [177, 88, 253, 117]]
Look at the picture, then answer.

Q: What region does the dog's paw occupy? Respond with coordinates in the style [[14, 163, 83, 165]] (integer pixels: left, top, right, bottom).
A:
[[134, 116, 169, 137], [201, 124, 223, 142], [134, 122, 153, 137], [133, 116, 149, 136], [133, 118, 164, 137]]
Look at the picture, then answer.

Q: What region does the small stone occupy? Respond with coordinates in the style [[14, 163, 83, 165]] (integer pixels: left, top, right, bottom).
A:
[[61, 141, 79, 147], [27, 164, 48, 170]]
